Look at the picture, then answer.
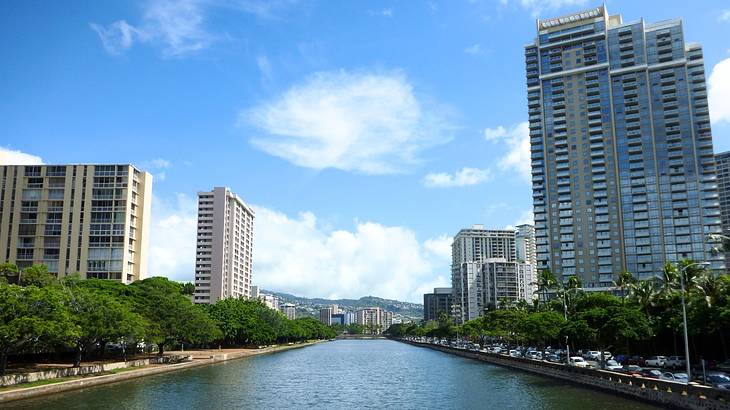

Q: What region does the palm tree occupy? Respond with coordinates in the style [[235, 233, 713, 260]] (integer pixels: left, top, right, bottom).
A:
[[658, 262, 679, 298], [629, 279, 658, 316], [532, 268, 558, 305], [613, 270, 635, 304], [693, 271, 726, 308]]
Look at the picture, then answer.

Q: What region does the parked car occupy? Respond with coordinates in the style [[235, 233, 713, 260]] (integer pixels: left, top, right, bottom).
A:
[[509, 350, 521, 358], [621, 365, 643, 376], [640, 369, 663, 379], [645, 356, 667, 367], [661, 372, 688, 383], [546, 354, 561, 363], [704, 372, 730, 389], [716, 360, 730, 372], [584, 351, 601, 360], [605, 360, 623, 371], [569, 357, 588, 368], [624, 356, 646, 366], [665, 356, 686, 369]]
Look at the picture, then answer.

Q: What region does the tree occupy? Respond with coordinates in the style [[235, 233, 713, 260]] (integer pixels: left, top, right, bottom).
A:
[[534, 268, 558, 305], [0, 284, 76, 375], [0, 262, 19, 285], [613, 271, 635, 304], [131, 277, 220, 355], [65, 286, 147, 367], [629, 279, 658, 316], [518, 311, 565, 349], [180, 282, 195, 296], [19, 264, 56, 288]]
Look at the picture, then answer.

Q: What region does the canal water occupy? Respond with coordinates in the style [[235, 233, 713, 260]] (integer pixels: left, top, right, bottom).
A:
[[6, 340, 661, 409]]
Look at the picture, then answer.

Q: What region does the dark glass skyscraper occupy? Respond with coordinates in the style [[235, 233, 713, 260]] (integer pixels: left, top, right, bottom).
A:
[[526, 6, 723, 288]]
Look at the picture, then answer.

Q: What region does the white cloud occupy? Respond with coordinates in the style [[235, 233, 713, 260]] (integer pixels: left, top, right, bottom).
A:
[[140, 158, 172, 169], [147, 193, 198, 281], [381, 8, 393, 17], [709, 58, 730, 125], [719, 10, 730, 22], [464, 44, 483, 55], [243, 70, 454, 174], [423, 235, 453, 261], [252, 206, 449, 302], [0, 147, 43, 165], [90, 20, 140, 55], [146, 197, 450, 302], [423, 167, 492, 188], [505, 209, 535, 230], [500, 0, 587, 17], [91, 0, 298, 57], [256, 55, 274, 83], [484, 122, 531, 182]]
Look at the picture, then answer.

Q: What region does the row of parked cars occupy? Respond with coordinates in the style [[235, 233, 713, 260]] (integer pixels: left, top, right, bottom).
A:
[[405, 337, 730, 389]]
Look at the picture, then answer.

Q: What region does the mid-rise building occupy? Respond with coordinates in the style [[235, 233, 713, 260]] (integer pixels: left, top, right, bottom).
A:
[[423, 287, 453, 322], [527, 6, 723, 287], [483, 259, 536, 308], [452, 226, 516, 323], [319, 307, 333, 325], [260, 293, 279, 310], [344, 312, 356, 325], [331, 313, 345, 325], [355, 307, 392, 333], [0, 164, 152, 283], [280, 303, 296, 320], [193, 187, 255, 304]]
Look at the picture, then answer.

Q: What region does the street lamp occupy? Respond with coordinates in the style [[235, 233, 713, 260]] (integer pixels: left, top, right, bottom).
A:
[[678, 261, 710, 382], [561, 287, 582, 365]]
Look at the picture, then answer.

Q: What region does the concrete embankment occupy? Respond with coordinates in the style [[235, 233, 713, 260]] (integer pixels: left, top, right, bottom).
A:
[[0, 341, 322, 404], [402, 340, 730, 410]]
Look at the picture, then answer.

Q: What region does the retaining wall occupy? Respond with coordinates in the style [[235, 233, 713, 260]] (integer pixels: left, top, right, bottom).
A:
[[403, 340, 730, 410], [0, 355, 191, 387]]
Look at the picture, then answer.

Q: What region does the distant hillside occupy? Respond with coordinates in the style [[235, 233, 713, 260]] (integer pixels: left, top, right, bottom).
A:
[[264, 290, 423, 322]]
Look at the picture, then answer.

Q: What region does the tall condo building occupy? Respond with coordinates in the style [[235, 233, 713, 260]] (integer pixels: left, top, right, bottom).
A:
[[715, 152, 730, 238], [0, 164, 152, 283], [193, 187, 254, 304], [451, 226, 516, 323], [515, 224, 537, 265], [716, 152, 730, 271], [526, 6, 723, 288]]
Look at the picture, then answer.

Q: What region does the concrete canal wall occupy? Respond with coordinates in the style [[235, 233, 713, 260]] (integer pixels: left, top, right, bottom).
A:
[[404, 340, 730, 410]]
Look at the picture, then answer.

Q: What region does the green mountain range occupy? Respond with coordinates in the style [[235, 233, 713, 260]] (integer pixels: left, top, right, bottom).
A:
[[264, 290, 424, 321]]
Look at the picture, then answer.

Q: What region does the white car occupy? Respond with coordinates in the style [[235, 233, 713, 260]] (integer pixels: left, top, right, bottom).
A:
[[605, 360, 623, 371], [569, 357, 588, 367], [665, 356, 686, 369], [645, 356, 667, 367], [661, 372, 688, 383], [509, 349, 521, 357]]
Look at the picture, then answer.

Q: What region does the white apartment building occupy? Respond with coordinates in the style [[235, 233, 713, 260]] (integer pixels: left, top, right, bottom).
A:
[[193, 187, 254, 304], [0, 164, 152, 284], [355, 307, 392, 333], [280, 303, 296, 320]]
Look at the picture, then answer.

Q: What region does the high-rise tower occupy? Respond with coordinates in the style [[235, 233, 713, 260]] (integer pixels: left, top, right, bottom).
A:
[[526, 6, 723, 288], [193, 187, 254, 303]]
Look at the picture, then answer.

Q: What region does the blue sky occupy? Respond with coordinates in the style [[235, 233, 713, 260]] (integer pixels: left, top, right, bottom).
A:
[[2, 0, 730, 302]]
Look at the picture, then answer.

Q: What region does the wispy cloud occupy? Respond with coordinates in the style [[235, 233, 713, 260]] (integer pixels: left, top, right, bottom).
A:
[[369, 8, 393, 18], [148, 193, 198, 279], [720, 9, 730, 22], [0, 147, 44, 165], [484, 122, 531, 182], [464, 44, 484, 55], [710, 58, 730, 125], [256, 54, 274, 83], [90, 0, 299, 57], [423, 167, 492, 188], [242, 69, 454, 174], [499, 0, 588, 17]]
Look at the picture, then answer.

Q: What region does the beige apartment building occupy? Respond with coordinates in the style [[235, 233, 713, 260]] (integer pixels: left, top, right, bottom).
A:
[[193, 187, 254, 304], [0, 164, 152, 283]]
